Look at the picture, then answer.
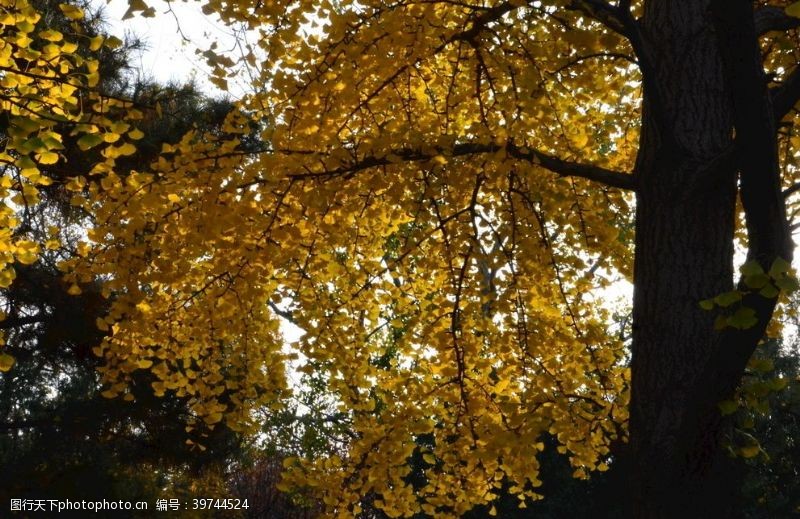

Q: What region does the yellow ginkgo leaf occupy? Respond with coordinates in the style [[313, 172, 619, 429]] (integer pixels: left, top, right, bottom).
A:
[[36, 152, 59, 165], [58, 4, 84, 20], [0, 353, 15, 372], [740, 445, 761, 459]]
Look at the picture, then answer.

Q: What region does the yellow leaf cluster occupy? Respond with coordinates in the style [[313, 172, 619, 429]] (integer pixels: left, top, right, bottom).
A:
[[65, 0, 648, 515], [0, 0, 145, 358]]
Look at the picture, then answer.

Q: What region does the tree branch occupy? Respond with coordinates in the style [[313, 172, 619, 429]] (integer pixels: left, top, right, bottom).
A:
[[550, 51, 637, 76], [715, 0, 791, 374], [0, 314, 46, 330], [705, 45, 800, 198], [504, 141, 636, 190], [560, 0, 664, 128], [281, 141, 635, 191], [450, 1, 520, 43], [268, 301, 296, 324], [770, 63, 800, 122], [0, 418, 56, 432], [684, 0, 793, 447], [755, 6, 800, 36], [564, 0, 628, 37], [699, 62, 800, 197], [783, 181, 800, 198]]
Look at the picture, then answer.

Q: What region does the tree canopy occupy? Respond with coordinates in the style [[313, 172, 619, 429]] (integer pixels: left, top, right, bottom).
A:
[[1, 0, 799, 517]]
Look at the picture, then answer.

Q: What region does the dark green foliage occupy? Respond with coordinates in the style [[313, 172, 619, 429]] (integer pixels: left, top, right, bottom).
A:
[[738, 339, 800, 518]]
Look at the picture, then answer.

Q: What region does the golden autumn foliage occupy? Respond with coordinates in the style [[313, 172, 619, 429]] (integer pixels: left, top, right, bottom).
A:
[[74, 1, 637, 514], [2, 0, 800, 517], [0, 0, 141, 345]]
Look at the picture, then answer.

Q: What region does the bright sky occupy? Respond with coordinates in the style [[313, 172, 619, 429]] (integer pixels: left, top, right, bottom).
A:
[[98, 0, 238, 96]]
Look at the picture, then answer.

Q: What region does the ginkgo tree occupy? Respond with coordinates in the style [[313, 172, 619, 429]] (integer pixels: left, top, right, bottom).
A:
[[3, 0, 800, 517]]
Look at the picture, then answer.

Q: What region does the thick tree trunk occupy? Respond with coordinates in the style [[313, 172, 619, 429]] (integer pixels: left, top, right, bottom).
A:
[[628, 1, 740, 516], [627, 0, 794, 514]]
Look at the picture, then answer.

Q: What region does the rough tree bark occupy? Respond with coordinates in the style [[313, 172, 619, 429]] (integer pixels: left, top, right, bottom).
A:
[[624, 0, 793, 517]]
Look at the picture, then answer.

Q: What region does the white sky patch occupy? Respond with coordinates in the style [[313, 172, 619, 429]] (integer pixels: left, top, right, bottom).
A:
[[97, 0, 244, 96]]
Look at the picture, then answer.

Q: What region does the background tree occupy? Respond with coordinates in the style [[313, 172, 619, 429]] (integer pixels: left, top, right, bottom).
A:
[[735, 339, 800, 518]]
